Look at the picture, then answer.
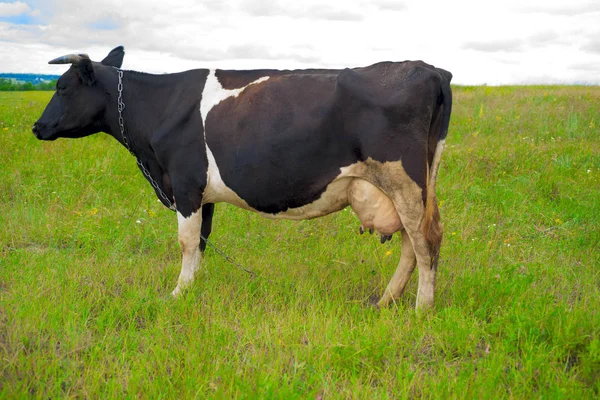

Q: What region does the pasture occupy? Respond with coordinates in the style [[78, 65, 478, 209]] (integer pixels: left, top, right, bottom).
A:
[[1, 86, 599, 398]]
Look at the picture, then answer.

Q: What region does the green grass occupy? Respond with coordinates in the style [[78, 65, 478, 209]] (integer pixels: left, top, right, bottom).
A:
[[1, 87, 599, 398]]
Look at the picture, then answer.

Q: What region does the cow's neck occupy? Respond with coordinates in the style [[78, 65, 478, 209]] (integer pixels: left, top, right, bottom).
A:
[[104, 68, 203, 160], [103, 69, 185, 209], [105, 70, 171, 161]]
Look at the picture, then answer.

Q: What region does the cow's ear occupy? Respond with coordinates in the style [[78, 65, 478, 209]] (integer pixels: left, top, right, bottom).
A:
[[101, 46, 125, 68], [78, 58, 96, 86]]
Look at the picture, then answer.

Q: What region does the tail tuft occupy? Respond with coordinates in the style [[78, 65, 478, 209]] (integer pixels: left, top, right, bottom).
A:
[[423, 195, 443, 266]]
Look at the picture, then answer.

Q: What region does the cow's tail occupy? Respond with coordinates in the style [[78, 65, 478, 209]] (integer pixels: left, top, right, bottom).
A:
[[422, 69, 452, 266]]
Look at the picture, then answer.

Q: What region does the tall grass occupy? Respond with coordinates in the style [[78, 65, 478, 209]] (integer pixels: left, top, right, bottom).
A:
[[1, 86, 599, 398]]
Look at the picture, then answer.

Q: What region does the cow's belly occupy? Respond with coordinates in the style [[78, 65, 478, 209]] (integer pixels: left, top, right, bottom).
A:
[[203, 155, 403, 235], [261, 178, 403, 238], [258, 177, 352, 220], [204, 180, 349, 220], [203, 149, 355, 219]]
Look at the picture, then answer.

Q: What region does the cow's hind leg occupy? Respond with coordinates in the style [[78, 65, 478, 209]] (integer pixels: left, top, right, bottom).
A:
[[392, 190, 440, 310], [371, 161, 441, 310], [377, 229, 416, 307], [172, 209, 203, 297]]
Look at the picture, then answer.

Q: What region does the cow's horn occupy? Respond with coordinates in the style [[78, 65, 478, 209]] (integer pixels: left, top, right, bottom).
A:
[[48, 53, 90, 65]]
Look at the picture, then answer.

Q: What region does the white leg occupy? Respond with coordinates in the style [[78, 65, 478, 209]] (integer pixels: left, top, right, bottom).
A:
[[172, 210, 202, 297], [416, 253, 436, 310], [389, 189, 437, 311], [377, 230, 416, 307]]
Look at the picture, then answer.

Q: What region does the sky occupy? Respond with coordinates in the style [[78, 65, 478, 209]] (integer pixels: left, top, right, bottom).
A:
[[0, 0, 599, 85]]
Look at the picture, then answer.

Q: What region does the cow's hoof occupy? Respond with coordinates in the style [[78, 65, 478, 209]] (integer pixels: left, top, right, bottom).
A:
[[359, 226, 365, 234], [415, 298, 435, 312], [375, 298, 388, 309]]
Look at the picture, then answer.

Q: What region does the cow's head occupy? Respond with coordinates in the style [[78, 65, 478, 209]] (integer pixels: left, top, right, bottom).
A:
[[32, 46, 125, 141]]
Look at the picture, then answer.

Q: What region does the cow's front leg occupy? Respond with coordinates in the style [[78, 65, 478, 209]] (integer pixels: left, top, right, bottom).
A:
[[171, 209, 203, 297]]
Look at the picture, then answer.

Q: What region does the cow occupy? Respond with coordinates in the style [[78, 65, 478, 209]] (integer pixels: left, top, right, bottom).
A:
[[33, 46, 452, 310]]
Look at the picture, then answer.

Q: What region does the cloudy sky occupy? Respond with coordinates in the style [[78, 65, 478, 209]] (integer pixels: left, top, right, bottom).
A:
[[1, 0, 599, 85]]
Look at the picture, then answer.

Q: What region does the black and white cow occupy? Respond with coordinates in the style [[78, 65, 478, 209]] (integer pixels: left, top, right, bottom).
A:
[[33, 46, 452, 310]]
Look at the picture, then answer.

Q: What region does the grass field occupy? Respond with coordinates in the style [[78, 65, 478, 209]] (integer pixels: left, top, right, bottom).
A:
[[1, 86, 599, 398]]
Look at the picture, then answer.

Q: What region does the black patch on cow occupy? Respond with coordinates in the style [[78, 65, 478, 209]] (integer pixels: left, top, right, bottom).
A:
[[215, 68, 339, 90], [200, 203, 215, 252]]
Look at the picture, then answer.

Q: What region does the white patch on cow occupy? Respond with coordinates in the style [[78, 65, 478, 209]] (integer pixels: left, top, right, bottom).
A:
[[200, 70, 270, 207], [200, 70, 269, 123], [202, 146, 250, 208], [172, 210, 202, 297]]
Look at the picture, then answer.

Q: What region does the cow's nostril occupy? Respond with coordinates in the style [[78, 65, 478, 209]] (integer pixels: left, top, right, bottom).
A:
[[32, 123, 40, 138]]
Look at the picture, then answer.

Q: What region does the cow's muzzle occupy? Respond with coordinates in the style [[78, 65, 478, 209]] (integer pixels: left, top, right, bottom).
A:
[[32, 122, 56, 140], [32, 122, 41, 139]]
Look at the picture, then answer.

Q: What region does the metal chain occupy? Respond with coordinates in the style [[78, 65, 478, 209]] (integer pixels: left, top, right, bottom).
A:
[[200, 234, 286, 287], [200, 234, 257, 278], [116, 70, 133, 155], [116, 69, 176, 211]]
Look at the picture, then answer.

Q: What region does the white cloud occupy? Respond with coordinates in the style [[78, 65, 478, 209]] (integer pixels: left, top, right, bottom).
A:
[[463, 39, 525, 53], [522, 1, 600, 16], [373, 1, 406, 11], [0, 1, 30, 16], [581, 31, 600, 54], [0, 0, 599, 85]]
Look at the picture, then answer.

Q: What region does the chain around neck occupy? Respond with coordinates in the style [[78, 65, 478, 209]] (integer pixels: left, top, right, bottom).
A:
[[115, 69, 176, 211]]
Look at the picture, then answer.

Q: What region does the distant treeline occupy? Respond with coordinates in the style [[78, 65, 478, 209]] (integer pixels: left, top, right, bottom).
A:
[[0, 73, 60, 91], [0, 78, 57, 91]]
